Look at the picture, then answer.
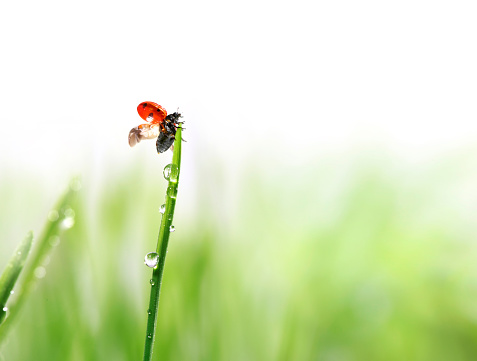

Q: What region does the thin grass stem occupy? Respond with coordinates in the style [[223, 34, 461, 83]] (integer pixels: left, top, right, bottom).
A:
[[143, 125, 182, 361]]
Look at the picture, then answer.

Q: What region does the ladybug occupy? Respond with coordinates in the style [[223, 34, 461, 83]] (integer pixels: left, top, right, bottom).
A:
[[156, 112, 182, 153], [129, 102, 183, 152]]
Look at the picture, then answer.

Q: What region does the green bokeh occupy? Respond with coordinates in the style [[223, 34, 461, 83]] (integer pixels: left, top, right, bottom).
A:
[[1, 152, 477, 361]]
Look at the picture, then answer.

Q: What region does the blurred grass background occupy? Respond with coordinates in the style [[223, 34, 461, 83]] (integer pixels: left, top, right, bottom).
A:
[[1, 0, 477, 359], [1, 146, 477, 361]]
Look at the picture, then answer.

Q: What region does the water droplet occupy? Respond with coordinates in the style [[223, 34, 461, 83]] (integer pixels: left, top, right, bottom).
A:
[[169, 164, 179, 182], [159, 204, 166, 214], [48, 235, 60, 247], [10, 290, 14, 295], [170, 225, 175, 232], [144, 252, 159, 268], [34, 267, 46, 279], [48, 210, 59, 222], [64, 208, 75, 218], [2, 307, 7, 312], [61, 217, 75, 229], [163, 164, 172, 180], [164, 164, 179, 182], [166, 186, 177, 198], [147, 334, 152, 339], [150, 279, 155, 286], [70, 179, 82, 191], [147, 309, 152, 315]]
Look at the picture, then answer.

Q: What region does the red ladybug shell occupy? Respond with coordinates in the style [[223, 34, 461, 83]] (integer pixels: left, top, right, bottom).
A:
[[137, 102, 167, 124]]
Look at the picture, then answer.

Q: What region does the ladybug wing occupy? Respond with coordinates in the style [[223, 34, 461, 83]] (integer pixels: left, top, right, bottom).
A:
[[137, 102, 167, 124], [128, 124, 160, 147]]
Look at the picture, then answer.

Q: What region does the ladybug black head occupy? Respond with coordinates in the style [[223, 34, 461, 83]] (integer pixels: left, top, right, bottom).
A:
[[165, 112, 182, 124]]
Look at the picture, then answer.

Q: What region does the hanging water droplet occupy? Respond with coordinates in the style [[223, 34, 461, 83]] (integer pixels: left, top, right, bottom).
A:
[[48, 235, 60, 247], [170, 225, 175, 232], [144, 252, 159, 268], [48, 210, 59, 222], [10, 290, 14, 295], [150, 279, 155, 286], [163, 164, 173, 180], [166, 186, 177, 198], [159, 204, 166, 214], [164, 164, 179, 181], [34, 267, 46, 279], [2, 307, 7, 312]]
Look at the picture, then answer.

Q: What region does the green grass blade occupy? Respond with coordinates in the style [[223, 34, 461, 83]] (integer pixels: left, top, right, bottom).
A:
[[0, 231, 34, 325], [143, 124, 182, 361], [0, 179, 80, 342]]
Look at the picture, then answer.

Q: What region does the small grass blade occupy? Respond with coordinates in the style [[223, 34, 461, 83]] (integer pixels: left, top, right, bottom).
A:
[[0, 178, 80, 342], [0, 231, 34, 325]]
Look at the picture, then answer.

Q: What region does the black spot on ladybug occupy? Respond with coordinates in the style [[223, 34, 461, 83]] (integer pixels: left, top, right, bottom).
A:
[[148, 112, 154, 118], [142, 103, 148, 109]]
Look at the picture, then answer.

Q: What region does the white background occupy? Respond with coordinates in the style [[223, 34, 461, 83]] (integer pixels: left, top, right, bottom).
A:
[[1, 0, 476, 186]]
